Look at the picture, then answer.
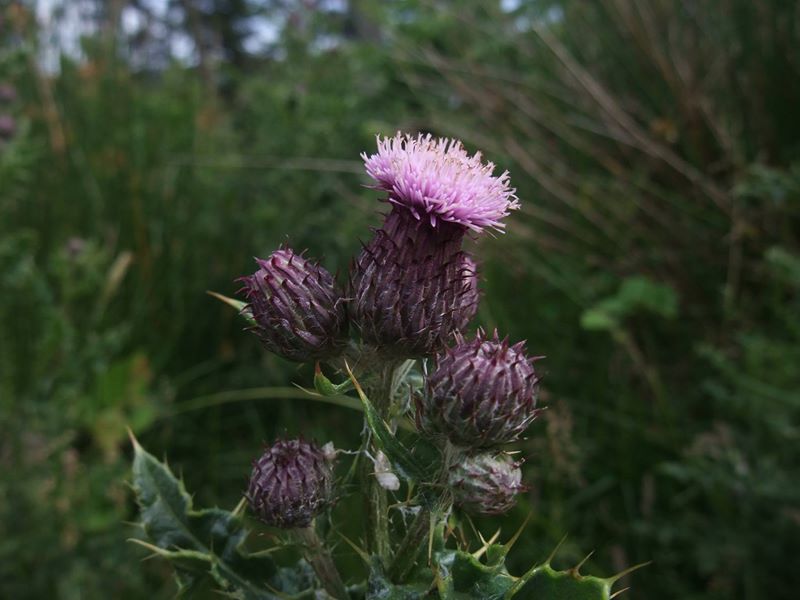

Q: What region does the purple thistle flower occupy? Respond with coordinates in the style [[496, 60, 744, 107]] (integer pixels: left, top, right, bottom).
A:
[[362, 132, 519, 233], [247, 438, 335, 529], [418, 329, 540, 448], [350, 208, 478, 357], [238, 248, 347, 362], [449, 452, 526, 515]]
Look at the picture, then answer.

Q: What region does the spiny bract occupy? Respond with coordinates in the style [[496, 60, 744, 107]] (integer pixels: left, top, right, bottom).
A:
[[238, 248, 347, 362], [449, 451, 526, 515], [419, 329, 540, 448], [247, 438, 335, 529], [350, 208, 478, 357]]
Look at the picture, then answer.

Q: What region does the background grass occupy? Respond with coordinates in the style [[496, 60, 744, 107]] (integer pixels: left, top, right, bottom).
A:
[[1, 1, 799, 598]]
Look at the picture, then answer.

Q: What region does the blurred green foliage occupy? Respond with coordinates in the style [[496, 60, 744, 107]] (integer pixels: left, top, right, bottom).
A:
[[1, 1, 798, 598]]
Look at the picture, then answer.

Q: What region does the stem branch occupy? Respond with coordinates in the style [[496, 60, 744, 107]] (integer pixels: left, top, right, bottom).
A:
[[388, 442, 457, 583], [294, 527, 349, 599], [362, 362, 398, 564], [387, 507, 431, 583]]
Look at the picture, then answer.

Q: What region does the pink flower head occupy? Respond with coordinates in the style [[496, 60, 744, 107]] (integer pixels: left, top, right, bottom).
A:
[[362, 132, 519, 233]]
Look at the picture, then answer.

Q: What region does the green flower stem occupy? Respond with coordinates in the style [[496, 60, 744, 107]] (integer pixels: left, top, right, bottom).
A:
[[363, 458, 391, 564], [387, 506, 432, 583], [362, 362, 399, 565], [294, 526, 349, 600], [388, 442, 458, 583]]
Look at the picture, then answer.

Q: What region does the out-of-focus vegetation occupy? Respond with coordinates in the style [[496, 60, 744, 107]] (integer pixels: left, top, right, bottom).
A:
[[1, 1, 798, 598]]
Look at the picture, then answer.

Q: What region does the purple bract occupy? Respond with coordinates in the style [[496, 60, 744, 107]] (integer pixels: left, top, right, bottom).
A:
[[350, 208, 478, 357], [247, 438, 335, 529], [418, 329, 540, 447], [238, 248, 347, 362]]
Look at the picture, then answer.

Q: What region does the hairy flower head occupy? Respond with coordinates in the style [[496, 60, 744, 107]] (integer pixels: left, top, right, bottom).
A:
[[362, 132, 519, 233]]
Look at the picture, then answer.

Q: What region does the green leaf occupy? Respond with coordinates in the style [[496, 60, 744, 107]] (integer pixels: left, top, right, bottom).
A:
[[504, 543, 648, 600], [506, 563, 611, 599], [130, 434, 312, 599], [367, 558, 431, 599], [435, 546, 515, 599], [581, 276, 678, 332], [207, 290, 256, 326], [314, 362, 354, 396], [579, 308, 618, 332]]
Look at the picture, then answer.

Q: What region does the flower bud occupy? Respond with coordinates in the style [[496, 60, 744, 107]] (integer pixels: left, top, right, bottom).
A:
[[449, 452, 525, 515], [418, 329, 540, 447], [247, 439, 335, 529], [238, 248, 347, 362], [350, 208, 478, 357]]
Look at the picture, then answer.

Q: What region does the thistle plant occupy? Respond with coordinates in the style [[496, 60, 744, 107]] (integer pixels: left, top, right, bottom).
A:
[[130, 132, 644, 599]]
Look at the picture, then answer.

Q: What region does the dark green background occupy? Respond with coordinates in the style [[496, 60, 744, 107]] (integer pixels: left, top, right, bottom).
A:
[[1, 1, 798, 598]]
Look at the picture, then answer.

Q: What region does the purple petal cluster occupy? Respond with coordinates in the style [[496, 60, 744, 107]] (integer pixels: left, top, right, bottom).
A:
[[449, 452, 526, 515], [238, 248, 346, 362], [362, 132, 519, 233], [0, 83, 16, 104], [247, 439, 335, 529], [418, 329, 540, 448]]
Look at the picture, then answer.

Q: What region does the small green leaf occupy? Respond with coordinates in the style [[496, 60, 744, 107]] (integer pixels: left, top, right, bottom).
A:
[[581, 276, 678, 332], [580, 308, 618, 332], [207, 290, 256, 326], [314, 362, 354, 396]]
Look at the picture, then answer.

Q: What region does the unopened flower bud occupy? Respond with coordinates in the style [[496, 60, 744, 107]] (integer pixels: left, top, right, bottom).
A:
[[350, 208, 478, 357], [238, 248, 347, 362], [449, 452, 525, 515], [247, 439, 335, 529], [418, 329, 540, 447]]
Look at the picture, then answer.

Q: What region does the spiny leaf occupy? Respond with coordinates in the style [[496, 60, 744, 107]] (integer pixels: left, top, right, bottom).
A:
[[434, 546, 514, 599], [367, 558, 431, 599], [504, 544, 649, 600], [505, 563, 611, 599], [129, 433, 311, 599]]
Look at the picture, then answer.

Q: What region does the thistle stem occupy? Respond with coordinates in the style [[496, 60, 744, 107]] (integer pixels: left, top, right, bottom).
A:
[[387, 442, 457, 583], [387, 507, 431, 583], [294, 526, 349, 600], [362, 362, 398, 565]]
